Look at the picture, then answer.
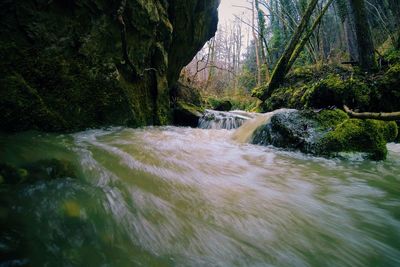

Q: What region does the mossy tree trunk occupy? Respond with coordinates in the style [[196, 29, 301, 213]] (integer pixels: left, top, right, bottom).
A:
[[255, 0, 270, 82], [287, 0, 334, 71], [252, 0, 262, 86], [349, 0, 377, 72], [255, 0, 319, 101]]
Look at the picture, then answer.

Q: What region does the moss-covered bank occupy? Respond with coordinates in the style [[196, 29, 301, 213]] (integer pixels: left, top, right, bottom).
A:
[[0, 0, 219, 132], [257, 63, 400, 113]]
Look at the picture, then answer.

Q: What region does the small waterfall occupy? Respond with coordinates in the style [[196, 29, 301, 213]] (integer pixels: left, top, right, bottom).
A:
[[232, 109, 294, 143], [198, 110, 255, 130]]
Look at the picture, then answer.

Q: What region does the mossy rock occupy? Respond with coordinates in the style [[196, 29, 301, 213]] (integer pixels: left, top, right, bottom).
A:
[[207, 97, 232, 111], [374, 63, 400, 112], [302, 74, 347, 108], [213, 100, 232, 112], [0, 0, 219, 132], [252, 109, 397, 160], [171, 82, 202, 106], [0, 159, 77, 185], [263, 85, 310, 111], [304, 109, 349, 130], [321, 119, 398, 160], [173, 101, 204, 127]]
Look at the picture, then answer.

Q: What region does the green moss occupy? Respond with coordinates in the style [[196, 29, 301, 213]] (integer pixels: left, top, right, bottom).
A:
[[177, 101, 204, 115], [311, 109, 349, 130], [383, 121, 399, 142], [207, 97, 224, 109], [343, 78, 372, 110], [0, 0, 220, 132], [374, 63, 400, 112], [251, 85, 268, 100], [264, 85, 309, 111], [302, 74, 345, 108], [262, 70, 372, 112], [321, 119, 397, 160], [384, 50, 400, 64]]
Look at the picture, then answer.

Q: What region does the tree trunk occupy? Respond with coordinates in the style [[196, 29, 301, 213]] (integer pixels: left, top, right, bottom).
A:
[[287, 0, 334, 72], [349, 0, 377, 72], [255, 0, 270, 82], [254, 0, 319, 101], [206, 38, 216, 89], [252, 1, 262, 86]]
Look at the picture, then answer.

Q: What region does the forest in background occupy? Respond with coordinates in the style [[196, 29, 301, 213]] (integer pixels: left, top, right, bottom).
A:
[[180, 0, 400, 111]]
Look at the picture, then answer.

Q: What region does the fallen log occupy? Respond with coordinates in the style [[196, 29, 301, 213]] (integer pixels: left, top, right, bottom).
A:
[[343, 105, 400, 121]]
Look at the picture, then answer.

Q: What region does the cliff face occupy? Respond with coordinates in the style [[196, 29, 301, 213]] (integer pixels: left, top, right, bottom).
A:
[[0, 0, 219, 132]]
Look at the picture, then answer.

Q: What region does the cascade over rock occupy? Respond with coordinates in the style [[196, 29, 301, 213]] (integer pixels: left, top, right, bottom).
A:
[[0, 0, 219, 132], [199, 110, 255, 130]]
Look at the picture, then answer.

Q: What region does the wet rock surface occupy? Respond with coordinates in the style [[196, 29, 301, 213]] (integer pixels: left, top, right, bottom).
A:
[[0, 0, 219, 132], [252, 109, 398, 160]]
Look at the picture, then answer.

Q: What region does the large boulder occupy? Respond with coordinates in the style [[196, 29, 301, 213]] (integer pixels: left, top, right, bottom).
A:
[[0, 0, 219, 132], [252, 109, 398, 160]]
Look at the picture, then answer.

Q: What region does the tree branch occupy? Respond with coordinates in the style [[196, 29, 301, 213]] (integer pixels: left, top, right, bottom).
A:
[[344, 105, 400, 121]]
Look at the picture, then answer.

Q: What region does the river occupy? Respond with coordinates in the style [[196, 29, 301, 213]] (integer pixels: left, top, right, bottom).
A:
[[1, 122, 400, 266]]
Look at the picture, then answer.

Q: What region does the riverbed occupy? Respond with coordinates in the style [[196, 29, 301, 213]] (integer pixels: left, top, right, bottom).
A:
[[1, 126, 400, 266]]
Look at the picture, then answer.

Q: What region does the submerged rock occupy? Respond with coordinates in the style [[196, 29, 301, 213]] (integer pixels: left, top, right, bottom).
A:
[[251, 109, 398, 160], [0, 159, 77, 185]]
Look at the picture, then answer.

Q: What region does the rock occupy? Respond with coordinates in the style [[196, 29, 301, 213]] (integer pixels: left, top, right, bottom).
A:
[[171, 81, 203, 106], [214, 100, 233, 112], [0, 163, 27, 185], [321, 118, 398, 160], [0, 159, 77, 184], [173, 101, 204, 127], [0, 0, 219, 132], [252, 109, 398, 160], [207, 98, 233, 111], [24, 159, 77, 181]]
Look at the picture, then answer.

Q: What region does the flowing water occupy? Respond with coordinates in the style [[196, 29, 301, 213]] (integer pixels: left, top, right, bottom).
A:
[[198, 110, 255, 130], [1, 124, 400, 267]]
